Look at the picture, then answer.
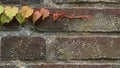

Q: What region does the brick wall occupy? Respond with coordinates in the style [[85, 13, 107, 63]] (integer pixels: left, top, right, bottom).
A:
[[0, 0, 120, 68]]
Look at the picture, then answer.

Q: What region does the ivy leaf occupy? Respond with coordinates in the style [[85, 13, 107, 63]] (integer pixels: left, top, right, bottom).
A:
[[40, 8, 50, 20], [60, 12, 65, 18], [20, 6, 33, 18], [53, 13, 59, 21], [0, 5, 4, 14], [15, 13, 25, 25], [68, 14, 74, 19], [78, 15, 85, 19], [5, 6, 18, 20], [0, 14, 11, 26], [32, 10, 42, 23]]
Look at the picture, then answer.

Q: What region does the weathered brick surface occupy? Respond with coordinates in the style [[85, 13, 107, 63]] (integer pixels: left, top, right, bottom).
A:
[[53, 0, 120, 3], [0, 65, 16, 68], [0, 0, 120, 67], [34, 8, 120, 32], [0, 64, 119, 68], [56, 37, 120, 60], [1, 36, 46, 61], [29, 64, 120, 68], [0, 0, 43, 3]]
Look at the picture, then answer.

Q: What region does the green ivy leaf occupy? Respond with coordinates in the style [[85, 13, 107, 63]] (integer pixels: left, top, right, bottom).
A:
[[0, 5, 4, 14], [15, 13, 25, 25], [0, 14, 11, 26]]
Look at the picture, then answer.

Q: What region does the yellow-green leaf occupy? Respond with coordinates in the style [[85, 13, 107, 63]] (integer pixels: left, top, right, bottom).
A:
[[0, 5, 4, 14], [15, 13, 25, 25], [19, 6, 33, 18], [0, 14, 11, 26], [5, 6, 18, 20]]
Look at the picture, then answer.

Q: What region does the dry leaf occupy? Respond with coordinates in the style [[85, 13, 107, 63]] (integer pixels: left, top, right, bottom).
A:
[[32, 10, 42, 23], [20, 6, 33, 18], [40, 8, 50, 20], [53, 13, 59, 21]]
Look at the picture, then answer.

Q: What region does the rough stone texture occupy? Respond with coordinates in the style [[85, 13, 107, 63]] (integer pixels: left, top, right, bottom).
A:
[[1, 36, 46, 61], [34, 8, 120, 32], [0, 63, 119, 68], [53, 0, 120, 3], [0, 0, 120, 67], [0, 65, 16, 68], [56, 37, 120, 60]]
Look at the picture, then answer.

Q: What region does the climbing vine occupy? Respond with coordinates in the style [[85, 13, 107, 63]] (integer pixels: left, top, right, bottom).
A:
[[0, 5, 92, 26]]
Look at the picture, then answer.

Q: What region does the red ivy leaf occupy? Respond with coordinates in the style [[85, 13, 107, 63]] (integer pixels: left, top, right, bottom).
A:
[[60, 12, 65, 18], [40, 8, 50, 20], [68, 14, 74, 19], [33, 10, 42, 23], [78, 15, 86, 19], [53, 13, 59, 21]]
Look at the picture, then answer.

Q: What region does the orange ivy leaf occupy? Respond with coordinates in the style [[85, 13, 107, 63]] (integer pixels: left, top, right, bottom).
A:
[[40, 8, 50, 20], [33, 10, 42, 23], [19, 6, 33, 18], [5, 6, 18, 20], [53, 13, 59, 21]]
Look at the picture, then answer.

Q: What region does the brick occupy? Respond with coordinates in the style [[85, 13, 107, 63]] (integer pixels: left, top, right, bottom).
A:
[[0, 18, 19, 31], [1, 36, 46, 61], [0, 0, 21, 3], [53, 0, 120, 3], [0, 0, 43, 4], [33, 8, 120, 32], [24, 0, 43, 4], [0, 65, 16, 68], [0, 64, 120, 68], [29, 64, 120, 68], [55, 37, 120, 60]]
